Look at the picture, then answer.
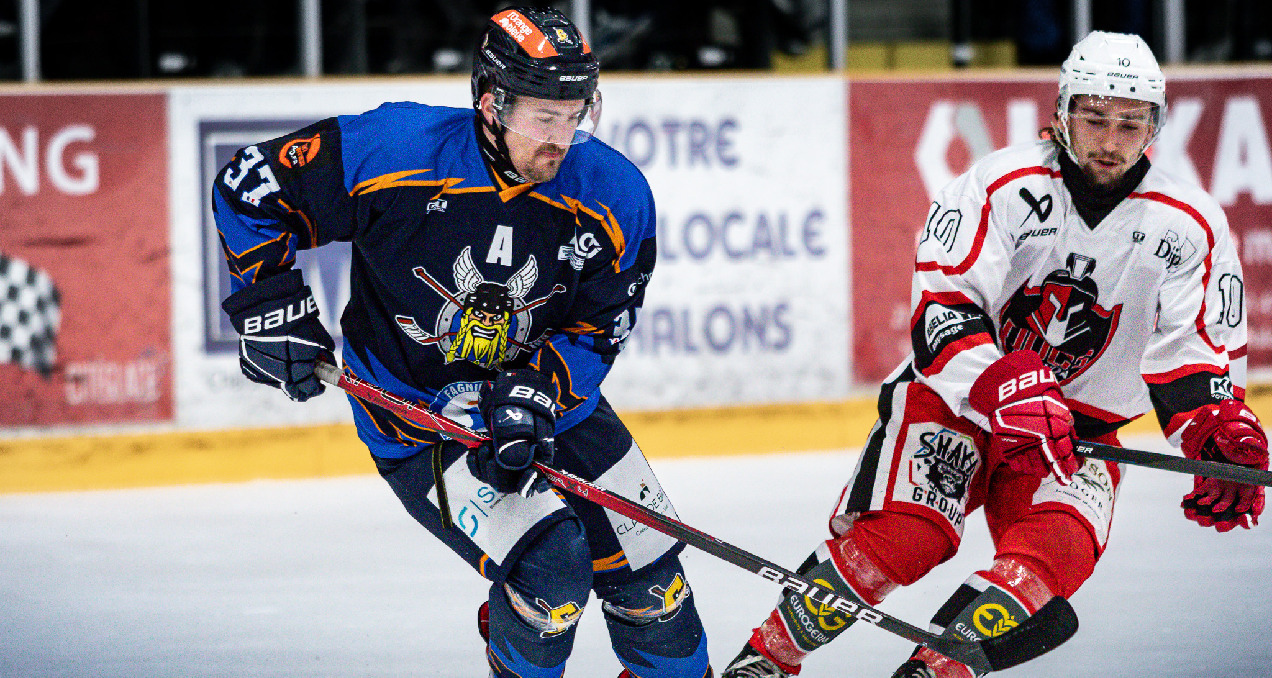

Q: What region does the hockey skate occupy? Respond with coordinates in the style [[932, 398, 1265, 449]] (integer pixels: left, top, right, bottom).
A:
[[721, 643, 792, 677]]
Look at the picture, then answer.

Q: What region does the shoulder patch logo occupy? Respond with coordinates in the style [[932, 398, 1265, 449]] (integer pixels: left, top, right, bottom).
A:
[[1018, 187, 1053, 224], [557, 232, 602, 270], [278, 134, 321, 168]]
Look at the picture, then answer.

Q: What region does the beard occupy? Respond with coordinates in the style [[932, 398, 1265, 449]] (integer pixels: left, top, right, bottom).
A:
[[1081, 153, 1131, 186], [519, 144, 567, 183]]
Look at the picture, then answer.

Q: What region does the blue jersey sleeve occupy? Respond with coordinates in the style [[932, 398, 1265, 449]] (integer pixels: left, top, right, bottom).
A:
[[212, 117, 357, 292], [531, 147, 657, 431]]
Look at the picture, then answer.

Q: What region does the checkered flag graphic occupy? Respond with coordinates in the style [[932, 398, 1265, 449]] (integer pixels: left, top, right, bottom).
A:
[[0, 252, 62, 377]]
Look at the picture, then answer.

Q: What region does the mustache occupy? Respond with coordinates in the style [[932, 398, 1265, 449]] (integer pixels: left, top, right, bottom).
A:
[[1087, 152, 1126, 165]]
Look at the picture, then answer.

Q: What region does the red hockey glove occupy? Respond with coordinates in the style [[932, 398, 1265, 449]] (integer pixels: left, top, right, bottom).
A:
[[1180, 400, 1268, 532], [970, 351, 1080, 484]]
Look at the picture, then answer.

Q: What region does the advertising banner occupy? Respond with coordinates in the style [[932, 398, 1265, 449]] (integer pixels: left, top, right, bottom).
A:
[[850, 72, 1272, 384], [171, 77, 850, 429], [600, 76, 850, 409], [0, 92, 170, 428]]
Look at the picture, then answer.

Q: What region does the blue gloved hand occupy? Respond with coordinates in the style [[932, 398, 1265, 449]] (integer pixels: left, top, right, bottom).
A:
[[468, 369, 557, 494], [222, 270, 335, 402]]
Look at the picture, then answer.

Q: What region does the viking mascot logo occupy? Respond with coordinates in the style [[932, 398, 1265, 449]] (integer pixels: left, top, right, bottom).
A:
[[396, 247, 565, 369]]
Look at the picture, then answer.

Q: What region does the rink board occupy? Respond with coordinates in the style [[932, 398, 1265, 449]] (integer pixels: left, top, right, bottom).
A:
[[2, 71, 1272, 492]]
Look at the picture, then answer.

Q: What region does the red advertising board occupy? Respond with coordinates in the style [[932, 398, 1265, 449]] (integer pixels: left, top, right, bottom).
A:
[[0, 92, 171, 426], [850, 73, 1272, 384]]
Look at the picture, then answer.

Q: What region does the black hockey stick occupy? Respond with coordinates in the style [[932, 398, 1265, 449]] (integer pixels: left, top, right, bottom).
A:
[[1076, 440, 1272, 487], [313, 361, 1077, 673]]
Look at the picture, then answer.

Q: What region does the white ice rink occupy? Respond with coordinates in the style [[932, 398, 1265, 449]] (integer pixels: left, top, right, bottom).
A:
[[3, 433, 1270, 677]]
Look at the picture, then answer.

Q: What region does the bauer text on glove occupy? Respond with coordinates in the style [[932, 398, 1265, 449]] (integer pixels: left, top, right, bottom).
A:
[[468, 369, 558, 494], [222, 269, 336, 402], [970, 350, 1081, 484]]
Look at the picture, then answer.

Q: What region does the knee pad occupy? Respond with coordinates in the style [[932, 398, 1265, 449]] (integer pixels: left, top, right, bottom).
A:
[[996, 510, 1098, 597], [486, 519, 591, 678], [503, 583, 586, 637], [849, 511, 957, 586], [601, 561, 692, 626]]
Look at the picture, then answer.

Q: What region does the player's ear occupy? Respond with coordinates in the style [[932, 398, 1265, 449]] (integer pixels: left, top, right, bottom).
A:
[[478, 92, 498, 126]]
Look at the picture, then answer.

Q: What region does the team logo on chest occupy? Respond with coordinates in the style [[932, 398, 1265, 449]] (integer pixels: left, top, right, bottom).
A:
[[395, 247, 566, 369], [998, 253, 1121, 383]]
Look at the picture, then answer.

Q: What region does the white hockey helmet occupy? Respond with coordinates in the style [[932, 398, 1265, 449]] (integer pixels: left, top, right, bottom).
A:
[[1056, 31, 1166, 157]]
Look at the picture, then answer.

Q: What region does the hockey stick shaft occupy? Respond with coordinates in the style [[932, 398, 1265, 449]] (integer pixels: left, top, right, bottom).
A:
[[313, 361, 1075, 672], [1076, 440, 1272, 487]]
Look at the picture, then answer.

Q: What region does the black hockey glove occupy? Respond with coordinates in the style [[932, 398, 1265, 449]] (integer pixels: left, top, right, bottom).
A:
[[222, 269, 335, 402], [468, 369, 558, 494]]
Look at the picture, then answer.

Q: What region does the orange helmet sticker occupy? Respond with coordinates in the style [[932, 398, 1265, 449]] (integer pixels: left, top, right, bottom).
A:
[[278, 134, 321, 168], [493, 9, 559, 58]]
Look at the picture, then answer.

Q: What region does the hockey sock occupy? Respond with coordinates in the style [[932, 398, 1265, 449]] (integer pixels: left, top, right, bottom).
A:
[[485, 582, 578, 678], [597, 556, 711, 678], [906, 556, 1055, 678], [754, 537, 899, 669]]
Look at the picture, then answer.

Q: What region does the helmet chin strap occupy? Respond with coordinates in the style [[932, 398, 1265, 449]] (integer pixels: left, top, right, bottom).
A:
[[475, 109, 532, 187]]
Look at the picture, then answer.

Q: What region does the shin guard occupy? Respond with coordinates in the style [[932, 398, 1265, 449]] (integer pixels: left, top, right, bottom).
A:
[[906, 557, 1055, 678], [758, 538, 899, 669]]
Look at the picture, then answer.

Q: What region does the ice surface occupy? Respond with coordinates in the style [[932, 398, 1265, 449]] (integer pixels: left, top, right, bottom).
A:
[[2, 434, 1269, 677]]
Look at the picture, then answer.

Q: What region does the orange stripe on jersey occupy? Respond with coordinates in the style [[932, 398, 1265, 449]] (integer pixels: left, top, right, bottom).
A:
[[493, 10, 559, 58], [277, 198, 318, 246], [593, 551, 629, 572], [917, 166, 1062, 276], [1128, 191, 1223, 355], [350, 169, 437, 196]]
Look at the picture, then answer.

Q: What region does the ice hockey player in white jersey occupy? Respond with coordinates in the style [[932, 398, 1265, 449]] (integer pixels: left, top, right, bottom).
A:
[[721, 31, 1267, 678]]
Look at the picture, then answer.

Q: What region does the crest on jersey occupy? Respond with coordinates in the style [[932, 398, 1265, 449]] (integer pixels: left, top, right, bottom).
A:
[[395, 247, 565, 369], [998, 253, 1122, 383]]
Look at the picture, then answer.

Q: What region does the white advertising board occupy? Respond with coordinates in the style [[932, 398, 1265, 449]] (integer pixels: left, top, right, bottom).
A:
[[168, 76, 849, 429], [597, 76, 850, 409]]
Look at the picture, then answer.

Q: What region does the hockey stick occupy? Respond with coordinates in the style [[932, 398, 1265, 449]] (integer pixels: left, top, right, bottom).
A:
[[1076, 440, 1272, 487], [313, 361, 1077, 673]]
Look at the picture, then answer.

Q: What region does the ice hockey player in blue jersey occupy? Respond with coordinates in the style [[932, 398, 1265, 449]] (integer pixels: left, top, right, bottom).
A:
[[212, 7, 712, 678]]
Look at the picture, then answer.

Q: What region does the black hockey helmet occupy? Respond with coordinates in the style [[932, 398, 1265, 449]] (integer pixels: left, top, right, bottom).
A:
[[470, 7, 599, 107]]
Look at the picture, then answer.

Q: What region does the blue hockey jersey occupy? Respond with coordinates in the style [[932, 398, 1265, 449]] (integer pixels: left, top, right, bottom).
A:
[[212, 102, 656, 451]]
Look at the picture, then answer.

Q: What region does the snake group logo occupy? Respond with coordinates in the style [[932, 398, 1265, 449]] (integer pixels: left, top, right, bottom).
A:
[[0, 253, 62, 378]]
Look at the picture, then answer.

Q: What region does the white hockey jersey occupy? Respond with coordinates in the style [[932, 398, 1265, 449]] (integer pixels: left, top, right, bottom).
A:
[[908, 140, 1246, 442]]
